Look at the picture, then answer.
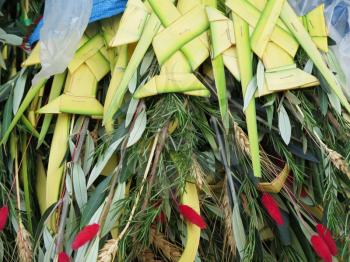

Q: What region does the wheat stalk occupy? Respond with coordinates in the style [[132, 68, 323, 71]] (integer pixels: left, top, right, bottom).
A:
[[150, 227, 181, 262], [98, 239, 119, 262], [234, 122, 280, 177], [327, 149, 350, 179], [192, 155, 205, 190], [16, 223, 33, 262], [138, 248, 161, 262], [313, 133, 350, 179], [234, 122, 251, 156], [222, 181, 237, 257]]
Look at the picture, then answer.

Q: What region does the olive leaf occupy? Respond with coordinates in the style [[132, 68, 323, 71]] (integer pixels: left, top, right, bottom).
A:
[[278, 104, 291, 145]]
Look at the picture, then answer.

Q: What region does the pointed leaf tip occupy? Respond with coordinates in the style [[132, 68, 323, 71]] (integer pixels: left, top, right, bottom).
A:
[[278, 105, 291, 145], [243, 75, 257, 111]]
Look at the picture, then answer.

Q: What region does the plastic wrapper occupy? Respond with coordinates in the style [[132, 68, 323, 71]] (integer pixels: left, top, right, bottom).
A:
[[28, 0, 127, 45], [324, 0, 350, 42], [289, 0, 350, 99], [32, 0, 92, 85], [288, 0, 324, 16], [325, 0, 350, 99]]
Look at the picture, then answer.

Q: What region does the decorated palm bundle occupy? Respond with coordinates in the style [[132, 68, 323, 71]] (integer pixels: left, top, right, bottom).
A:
[[0, 0, 349, 261]]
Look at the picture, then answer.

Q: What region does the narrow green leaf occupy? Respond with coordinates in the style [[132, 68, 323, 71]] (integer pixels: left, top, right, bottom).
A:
[[65, 174, 73, 197], [0, 79, 15, 102], [231, 189, 246, 259], [285, 91, 301, 105], [205, 203, 224, 218], [327, 92, 341, 115], [320, 90, 328, 116], [101, 182, 126, 236], [266, 105, 274, 130], [125, 98, 139, 127], [278, 104, 291, 145], [243, 75, 257, 111], [21, 115, 41, 141], [127, 105, 147, 147], [0, 33, 22, 45], [0, 239, 3, 262], [20, 136, 33, 233], [1, 91, 13, 138], [326, 50, 346, 85], [85, 237, 100, 262], [72, 164, 88, 210], [13, 69, 28, 114], [80, 175, 112, 227], [43, 227, 55, 261], [212, 55, 229, 132], [83, 132, 95, 174], [139, 50, 154, 75], [128, 72, 138, 93], [87, 137, 124, 188], [263, 94, 277, 107], [257, 60, 265, 94], [1, 79, 47, 145], [303, 59, 313, 74], [0, 52, 6, 70]]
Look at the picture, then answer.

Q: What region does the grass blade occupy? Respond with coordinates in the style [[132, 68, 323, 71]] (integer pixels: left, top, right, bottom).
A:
[[1, 79, 47, 145]]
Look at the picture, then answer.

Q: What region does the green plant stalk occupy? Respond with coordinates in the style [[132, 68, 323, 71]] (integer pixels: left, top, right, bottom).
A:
[[28, 89, 41, 126], [46, 113, 70, 232], [232, 12, 262, 178], [20, 134, 32, 234], [251, 0, 286, 58], [37, 72, 66, 148], [103, 13, 161, 125], [9, 132, 17, 161], [36, 155, 47, 215], [280, 3, 350, 114], [207, 1, 229, 133], [1, 79, 47, 145], [20, 115, 44, 143], [104, 45, 128, 134]]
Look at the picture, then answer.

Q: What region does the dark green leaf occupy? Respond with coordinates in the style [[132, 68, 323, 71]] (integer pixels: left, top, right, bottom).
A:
[[1, 91, 13, 138], [80, 175, 112, 227]]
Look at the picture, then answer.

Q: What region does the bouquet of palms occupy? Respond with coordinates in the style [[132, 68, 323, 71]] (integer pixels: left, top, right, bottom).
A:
[[0, 0, 349, 261]]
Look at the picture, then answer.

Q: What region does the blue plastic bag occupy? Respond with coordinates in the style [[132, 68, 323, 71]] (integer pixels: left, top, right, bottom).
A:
[[29, 0, 127, 45], [288, 0, 324, 16]]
